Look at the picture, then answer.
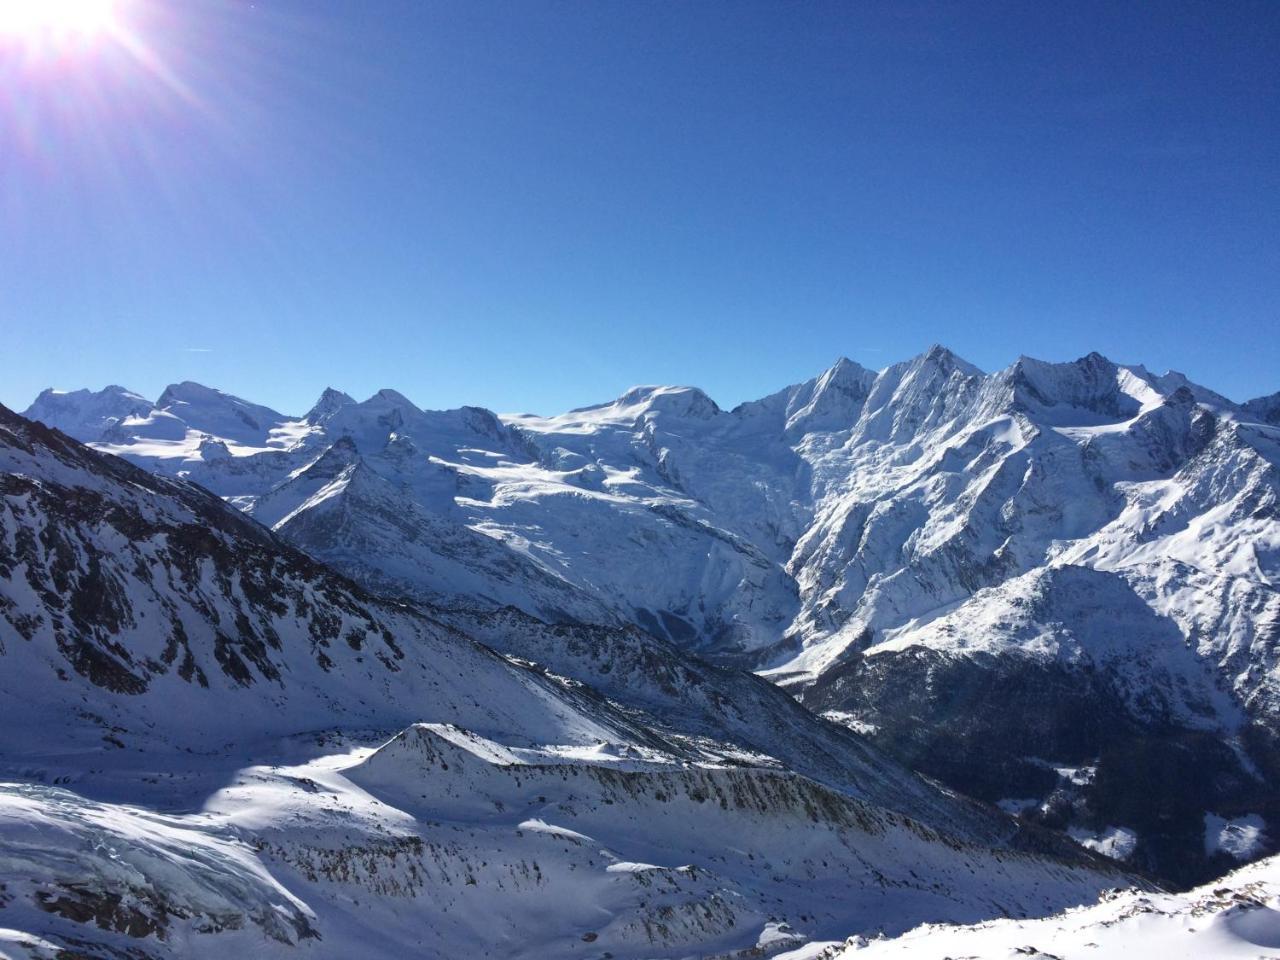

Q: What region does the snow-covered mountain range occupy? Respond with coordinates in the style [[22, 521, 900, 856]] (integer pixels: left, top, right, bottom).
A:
[[19, 346, 1280, 889], [0, 401, 1133, 958]]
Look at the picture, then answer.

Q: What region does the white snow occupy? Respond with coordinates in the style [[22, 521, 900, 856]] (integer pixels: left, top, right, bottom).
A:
[[0, 726, 1133, 959], [1206, 813, 1268, 860], [816, 854, 1280, 960], [1068, 825, 1138, 861]]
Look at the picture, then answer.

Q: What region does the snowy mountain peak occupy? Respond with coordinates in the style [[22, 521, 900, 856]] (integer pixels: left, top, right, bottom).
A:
[[1147, 369, 1237, 410], [812, 356, 875, 395], [780, 356, 877, 434], [22, 384, 154, 442], [879, 343, 985, 398], [157, 380, 233, 409], [304, 386, 356, 423], [304, 389, 424, 449], [997, 352, 1239, 430], [365, 387, 420, 412], [32, 383, 150, 403], [585, 384, 722, 420], [154, 381, 295, 447], [846, 345, 987, 444], [917, 343, 983, 377], [456, 404, 509, 440], [1003, 352, 1141, 424]]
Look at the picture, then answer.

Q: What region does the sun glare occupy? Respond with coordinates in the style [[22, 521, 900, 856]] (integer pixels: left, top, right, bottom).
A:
[[0, 0, 119, 46]]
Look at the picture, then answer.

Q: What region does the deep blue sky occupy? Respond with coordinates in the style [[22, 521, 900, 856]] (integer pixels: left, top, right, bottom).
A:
[[3, 0, 1278, 415]]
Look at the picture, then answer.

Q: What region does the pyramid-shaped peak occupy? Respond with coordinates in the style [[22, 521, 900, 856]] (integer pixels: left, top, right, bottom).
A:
[[364, 388, 421, 412], [306, 387, 356, 423], [821, 356, 875, 380], [782, 358, 877, 435], [905, 344, 983, 378]]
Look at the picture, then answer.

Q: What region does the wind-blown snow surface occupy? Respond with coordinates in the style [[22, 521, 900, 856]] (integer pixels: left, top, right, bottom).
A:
[[0, 728, 1126, 960], [24, 348, 1280, 882], [0, 405, 1132, 957], [791, 852, 1280, 960]]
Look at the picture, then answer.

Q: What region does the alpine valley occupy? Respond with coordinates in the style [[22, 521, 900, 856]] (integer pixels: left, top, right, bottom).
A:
[[4, 345, 1280, 958]]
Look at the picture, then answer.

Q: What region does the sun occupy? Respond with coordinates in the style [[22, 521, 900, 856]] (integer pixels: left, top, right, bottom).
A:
[[0, 0, 197, 104], [0, 0, 119, 45]]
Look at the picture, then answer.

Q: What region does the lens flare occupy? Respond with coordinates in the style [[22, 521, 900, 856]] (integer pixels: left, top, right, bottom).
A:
[[0, 0, 119, 44]]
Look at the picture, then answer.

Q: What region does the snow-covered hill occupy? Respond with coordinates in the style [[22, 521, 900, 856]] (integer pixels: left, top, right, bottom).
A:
[[792, 851, 1280, 960], [0, 727, 1128, 960], [23, 347, 1280, 884], [0, 404, 1133, 958]]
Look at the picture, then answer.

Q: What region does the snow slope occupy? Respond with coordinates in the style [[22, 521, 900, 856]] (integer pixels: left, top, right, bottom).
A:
[[797, 852, 1280, 960], [0, 726, 1130, 960]]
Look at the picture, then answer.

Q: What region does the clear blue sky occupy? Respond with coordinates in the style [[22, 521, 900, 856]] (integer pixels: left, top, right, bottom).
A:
[[3, 0, 1278, 415]]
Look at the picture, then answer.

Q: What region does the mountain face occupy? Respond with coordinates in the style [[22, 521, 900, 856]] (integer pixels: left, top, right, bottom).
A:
[[1245, 390, 1280, 426], [0, 403, 632, 752], [24, 385, 154, 441], [24, 349, 1280, 886], [0, 403, 1133, 958]]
